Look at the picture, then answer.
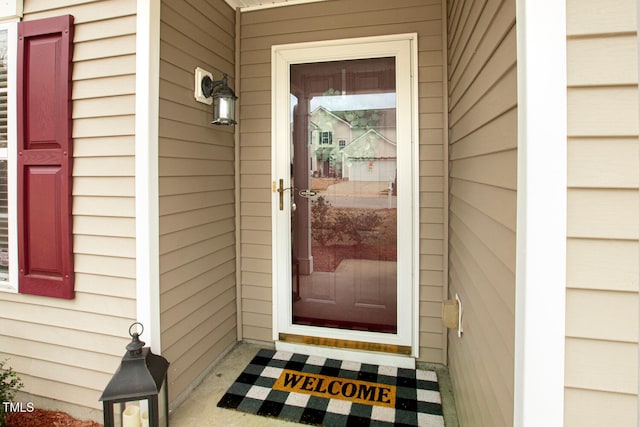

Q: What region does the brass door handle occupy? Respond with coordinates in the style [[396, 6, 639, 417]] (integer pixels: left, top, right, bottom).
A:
[[276, 179, 296, 211]]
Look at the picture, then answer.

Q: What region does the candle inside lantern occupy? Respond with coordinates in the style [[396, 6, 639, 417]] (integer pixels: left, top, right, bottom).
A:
[[122, 405, 141, 427], [141, 410, 149, 427]]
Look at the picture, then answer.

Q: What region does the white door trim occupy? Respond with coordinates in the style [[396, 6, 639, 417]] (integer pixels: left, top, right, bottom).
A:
[[271, 33, 420, 357]]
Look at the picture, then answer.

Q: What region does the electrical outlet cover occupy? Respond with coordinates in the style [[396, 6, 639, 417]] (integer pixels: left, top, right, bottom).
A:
[[442, 299, 459, 329], [194, 67, 213, 105]]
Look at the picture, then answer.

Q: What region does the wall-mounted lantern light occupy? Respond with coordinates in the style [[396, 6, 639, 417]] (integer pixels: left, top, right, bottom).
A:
[[201, 73, 237, 126]]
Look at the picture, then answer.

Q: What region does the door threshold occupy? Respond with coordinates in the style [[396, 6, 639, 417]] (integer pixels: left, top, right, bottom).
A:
[[277, 334, 415, 369]]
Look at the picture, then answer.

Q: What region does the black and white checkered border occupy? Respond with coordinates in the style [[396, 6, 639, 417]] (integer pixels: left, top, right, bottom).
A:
[[218, 348, 445, 427]]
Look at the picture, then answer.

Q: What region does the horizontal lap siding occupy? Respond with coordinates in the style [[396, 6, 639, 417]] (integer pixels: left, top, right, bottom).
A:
[[565, 0, 639, 425], [159, 0, 237, 404], [0, 0, 138, 419], [446, 0, 516, 425], [240, 0, 447, 362]]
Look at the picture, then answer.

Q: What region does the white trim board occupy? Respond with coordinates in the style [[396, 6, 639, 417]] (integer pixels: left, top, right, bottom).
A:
[[514, 0, 567, 426], [225, 0, 326, 12], [135, 0, 161, 354]]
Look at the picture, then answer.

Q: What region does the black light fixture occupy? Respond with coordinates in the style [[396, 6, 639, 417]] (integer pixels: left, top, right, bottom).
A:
[[201, 73, 237, 125], [100, 323, 170, 427]]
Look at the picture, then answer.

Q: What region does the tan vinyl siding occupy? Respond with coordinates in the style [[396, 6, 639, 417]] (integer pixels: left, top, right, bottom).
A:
[[0, 0, 138, 420], [446, 0, 516, 425], [565, 0, 639, 425], [239, 0, 447, 362], [158, 0, 237, 404]]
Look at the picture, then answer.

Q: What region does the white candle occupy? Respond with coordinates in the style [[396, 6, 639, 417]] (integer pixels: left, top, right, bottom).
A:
[[140, 410, 149, 427], [122, 405, 141, 427]]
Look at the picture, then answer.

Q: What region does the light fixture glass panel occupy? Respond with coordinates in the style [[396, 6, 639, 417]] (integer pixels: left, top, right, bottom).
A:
[[212, 97, 236, 125]]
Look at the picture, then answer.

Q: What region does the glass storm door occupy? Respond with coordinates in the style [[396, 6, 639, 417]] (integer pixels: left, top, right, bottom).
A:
[[272, 36, 417, 351]]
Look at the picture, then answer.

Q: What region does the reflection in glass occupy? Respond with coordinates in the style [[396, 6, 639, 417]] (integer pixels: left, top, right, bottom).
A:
[[290, 58, 398, 334]]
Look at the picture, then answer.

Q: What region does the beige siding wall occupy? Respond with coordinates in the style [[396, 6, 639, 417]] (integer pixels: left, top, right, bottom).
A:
[[565, 0, 639, 425], [446, 0, 516, 425], [159, 0, 237, 404], [239, 0, 448, 363], [0, 0, 138, 420]]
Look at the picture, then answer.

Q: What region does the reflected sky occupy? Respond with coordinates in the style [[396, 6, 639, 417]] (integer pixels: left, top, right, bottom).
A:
[[310, 93, 396, 111], [291, 93, 396, 120]]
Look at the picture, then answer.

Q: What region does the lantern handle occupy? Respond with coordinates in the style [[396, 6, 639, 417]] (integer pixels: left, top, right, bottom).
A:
[[126, 322, 146, 354], [129, 322, 144, 338]]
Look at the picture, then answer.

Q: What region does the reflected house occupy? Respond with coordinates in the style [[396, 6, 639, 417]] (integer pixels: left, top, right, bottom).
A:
[[341, 129, 397, 182], [309, 106, 351, 177], [309, 105, 397, 181]]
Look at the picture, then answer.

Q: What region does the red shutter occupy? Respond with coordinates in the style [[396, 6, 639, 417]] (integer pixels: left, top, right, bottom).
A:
[[17, 15, 74, 299]]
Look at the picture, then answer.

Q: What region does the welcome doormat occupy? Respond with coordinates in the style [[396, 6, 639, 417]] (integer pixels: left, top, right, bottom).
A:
[[217, 348, 445, 426]]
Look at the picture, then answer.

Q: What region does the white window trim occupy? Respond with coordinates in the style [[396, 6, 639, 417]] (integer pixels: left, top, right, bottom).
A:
[[0, 20, 18, 293]]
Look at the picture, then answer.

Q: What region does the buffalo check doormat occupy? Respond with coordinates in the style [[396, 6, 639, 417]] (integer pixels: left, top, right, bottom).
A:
[[217, 348, 445, 426]]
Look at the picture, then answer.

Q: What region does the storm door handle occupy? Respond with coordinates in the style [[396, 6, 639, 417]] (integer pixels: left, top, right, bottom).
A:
[[276, 179, 296, 211]]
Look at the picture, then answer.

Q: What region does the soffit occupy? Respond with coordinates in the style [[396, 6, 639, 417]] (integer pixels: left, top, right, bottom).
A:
[[224, 0, 327, 11]]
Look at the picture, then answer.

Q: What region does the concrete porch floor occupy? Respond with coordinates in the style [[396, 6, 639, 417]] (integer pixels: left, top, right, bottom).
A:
[[169, 342, 459, 426]]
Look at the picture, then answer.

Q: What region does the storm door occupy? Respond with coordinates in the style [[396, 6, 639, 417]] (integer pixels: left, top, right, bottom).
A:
[[272, 35, 417, 353]]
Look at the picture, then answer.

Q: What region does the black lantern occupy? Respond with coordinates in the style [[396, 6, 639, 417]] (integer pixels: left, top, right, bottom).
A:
[[100, 323, 170, 427], [201, 73, 237, 125]]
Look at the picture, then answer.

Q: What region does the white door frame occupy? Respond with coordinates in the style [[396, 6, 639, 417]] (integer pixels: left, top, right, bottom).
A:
[[271, 34, 420, 360]]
